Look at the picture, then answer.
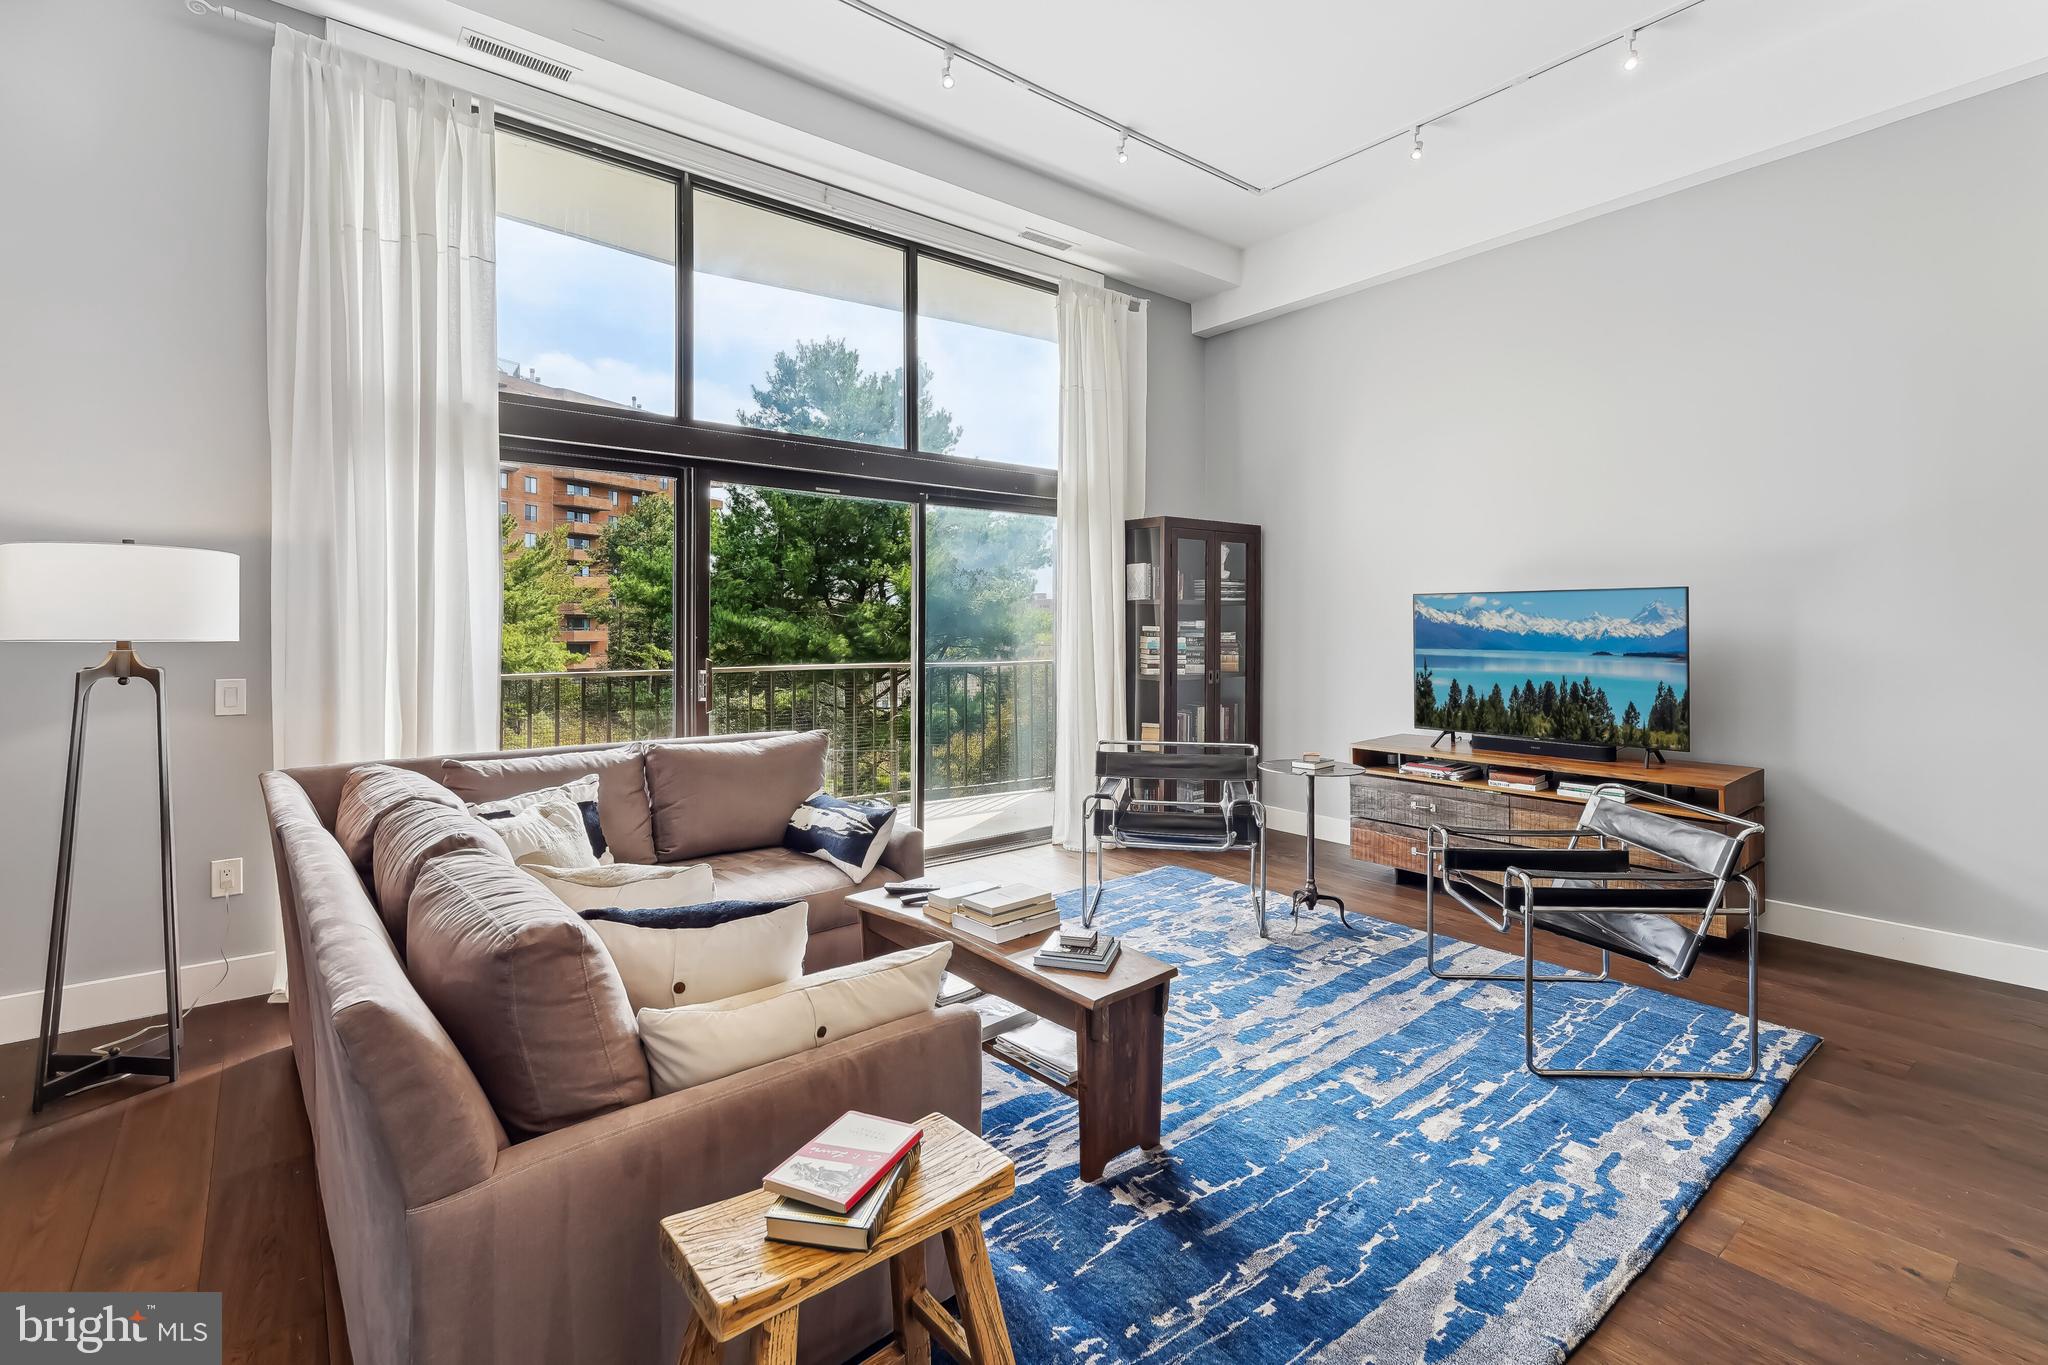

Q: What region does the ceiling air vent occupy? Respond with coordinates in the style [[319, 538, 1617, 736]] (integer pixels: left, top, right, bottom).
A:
[[1019, 228, 1074, 252], [460, 29, 579, 83]]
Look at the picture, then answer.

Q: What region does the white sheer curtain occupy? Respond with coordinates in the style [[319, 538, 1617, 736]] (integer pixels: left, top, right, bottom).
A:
[[266, 29, 500, 991], [1051, 282, 1148, 850]]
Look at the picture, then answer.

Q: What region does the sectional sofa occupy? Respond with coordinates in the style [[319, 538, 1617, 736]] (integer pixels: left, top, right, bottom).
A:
[[260, 731, 984, 1365]]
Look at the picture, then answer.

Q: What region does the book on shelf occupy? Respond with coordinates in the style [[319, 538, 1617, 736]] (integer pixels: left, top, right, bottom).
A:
[[765, 1147, 918, 1252], [1291, 753, 1337, 773], [1032, 936, 1122, 975], [1125, 562, 1156, 602], [1399, 760, 1480, 781], [988, 1018, 1079, 1086], [1558, 781, 1633, 803], [969, 994, 1036, 1043], [763, 1111, 922, 1215], [1487, 768, 1551, 792], [958, 884, 1053, 919], [1138, 721, 1163, 742], [951, 907, 1061, 945], [1138, 625, 1163, 678], [934, 971, 981, 1008]]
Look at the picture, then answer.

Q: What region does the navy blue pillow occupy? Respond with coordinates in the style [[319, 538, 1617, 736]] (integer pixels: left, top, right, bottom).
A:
[[784, 790, 897, 880], [579, 898, 800, 929]]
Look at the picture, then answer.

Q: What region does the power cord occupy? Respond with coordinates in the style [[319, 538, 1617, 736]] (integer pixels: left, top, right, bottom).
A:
[[89, 891, 236, 1058]]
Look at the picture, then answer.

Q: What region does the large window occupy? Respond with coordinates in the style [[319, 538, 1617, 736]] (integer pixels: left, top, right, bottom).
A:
[[496, 132, 678, 415], [916, 258, 1058, 468], [691, 191, 906, 444]]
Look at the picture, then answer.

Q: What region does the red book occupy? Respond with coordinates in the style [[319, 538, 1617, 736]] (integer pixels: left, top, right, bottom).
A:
[[762, 1112, 923, 1214]]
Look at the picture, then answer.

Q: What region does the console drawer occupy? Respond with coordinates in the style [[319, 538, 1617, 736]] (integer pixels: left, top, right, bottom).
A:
[[1350, 817, 1431, 874], [1350, 776, 1507, 830]]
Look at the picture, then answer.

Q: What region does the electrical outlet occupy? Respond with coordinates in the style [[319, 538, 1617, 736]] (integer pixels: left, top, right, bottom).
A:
[[211, 857, 244, 899]]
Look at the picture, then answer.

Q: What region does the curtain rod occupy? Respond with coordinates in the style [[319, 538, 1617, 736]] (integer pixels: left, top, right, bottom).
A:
[[185, 0, 273, 31]]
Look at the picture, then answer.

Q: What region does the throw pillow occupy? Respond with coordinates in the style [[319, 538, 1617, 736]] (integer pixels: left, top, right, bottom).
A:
[[523, 860, 717, 913], [637, 941, 950, 1094], [578, 898, 809, 1012], [488, 798, 597, 869], [335, 764, 462, 869], [469, 774, 608, 860], [783, 790, 898, 881], [371, 800, 512, 950], [644, 730, 829, 862], [440, 746, 658, 864]]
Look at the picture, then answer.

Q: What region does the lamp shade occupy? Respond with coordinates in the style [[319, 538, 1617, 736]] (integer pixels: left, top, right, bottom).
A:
[[0, 542, 240, 643]]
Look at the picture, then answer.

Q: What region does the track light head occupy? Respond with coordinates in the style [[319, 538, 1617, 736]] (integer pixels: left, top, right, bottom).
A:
[[1116, 132, 1129, 164], [941, 52, 954, 88], [1410, 127, 1424, 161], [1623, 30, 1640, 70]]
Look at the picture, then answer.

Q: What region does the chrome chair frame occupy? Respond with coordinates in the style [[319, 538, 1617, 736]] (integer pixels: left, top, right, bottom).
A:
[[1426, 784, 1765, 1081], [1081, 740, 1269, 937]]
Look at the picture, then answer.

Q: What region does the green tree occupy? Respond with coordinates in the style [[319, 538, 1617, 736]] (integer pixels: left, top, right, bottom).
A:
[[500, 516, 589, 674], [594, 492, 675, 670], [1415, 661, 1438, 726], [737, 338, 961, 453], [709, 487, 911, 666]]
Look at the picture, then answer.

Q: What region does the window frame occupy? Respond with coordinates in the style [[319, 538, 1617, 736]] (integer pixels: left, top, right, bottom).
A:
[[494, 117, 1056, 510]]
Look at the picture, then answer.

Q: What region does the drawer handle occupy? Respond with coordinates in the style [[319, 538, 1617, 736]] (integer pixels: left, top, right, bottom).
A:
[[1409, 798, 1437, 812], [1410, 846, 1421, 856]]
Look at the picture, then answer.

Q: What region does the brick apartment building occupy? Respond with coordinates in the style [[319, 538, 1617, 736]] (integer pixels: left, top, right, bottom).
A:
[[499, 460, 672, 669]]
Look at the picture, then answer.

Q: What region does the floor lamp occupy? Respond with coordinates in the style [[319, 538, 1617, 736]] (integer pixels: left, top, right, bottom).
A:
[[0, 540, 240, 1112]]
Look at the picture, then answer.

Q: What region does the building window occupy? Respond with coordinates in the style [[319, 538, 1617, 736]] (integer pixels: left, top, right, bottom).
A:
[[692, 190, 906, 444], [567, 535, 593, 551], [565, 640, 593, 656], [564, 481, 593, 497], [524, 475, 538, 494], [563, 614, 591, 630], [916, 257, 1058, 469], [631, 493, 642, 506], [610, 489, 620, 504], [499, 499, 508, 517], [659, 477, 670, 490], [524, 504, 538, 521], [564, 509, 593, 524], [523, 532, 538, 549], [499, 470, 509, 489], [495, 131, 678, 415]]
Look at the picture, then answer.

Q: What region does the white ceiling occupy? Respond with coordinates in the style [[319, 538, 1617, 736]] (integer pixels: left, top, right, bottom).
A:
[[296, 0, 2048, 331]]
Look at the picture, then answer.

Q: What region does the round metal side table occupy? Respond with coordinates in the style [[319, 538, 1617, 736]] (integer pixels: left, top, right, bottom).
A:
[[1259, 759, 1366, 928]]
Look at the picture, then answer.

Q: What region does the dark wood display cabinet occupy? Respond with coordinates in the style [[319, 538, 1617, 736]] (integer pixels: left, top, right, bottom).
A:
[[1124, 518, 1262, 775]]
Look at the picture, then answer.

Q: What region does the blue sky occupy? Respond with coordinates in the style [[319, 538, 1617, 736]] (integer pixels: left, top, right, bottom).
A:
[[1416, 588, 1687, 625], [496, 218, 1057, 468]]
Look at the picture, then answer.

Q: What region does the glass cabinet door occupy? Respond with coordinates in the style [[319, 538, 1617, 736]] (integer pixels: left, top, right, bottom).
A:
[[1173, 534, 1211, 743], [1126, 523, 1165, 743], [1216, 534, 1251, 747]]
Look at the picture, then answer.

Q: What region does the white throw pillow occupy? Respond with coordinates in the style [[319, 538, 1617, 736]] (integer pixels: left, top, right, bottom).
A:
[[581, 899, 809, 1012], [524, 861, 717, 913], [487, 798, 597, 870], [638, 942, 952, 1094], [469, 775, 611, 862]]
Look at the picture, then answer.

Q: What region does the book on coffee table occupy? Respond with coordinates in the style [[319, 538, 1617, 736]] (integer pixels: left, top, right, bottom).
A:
[[763, 1111, 922, 1215], [951, 907, 1061, 944], [765, 1147, 918, 1251], [1032, 935, 1122, 975], [924, 880, 1002, 926], [988, 1019, 1079, 1087], [959, 884, 1053, 919]]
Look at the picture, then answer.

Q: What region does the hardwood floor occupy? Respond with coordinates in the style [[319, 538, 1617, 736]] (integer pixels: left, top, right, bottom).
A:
[[2, 832, 2044, 1363]]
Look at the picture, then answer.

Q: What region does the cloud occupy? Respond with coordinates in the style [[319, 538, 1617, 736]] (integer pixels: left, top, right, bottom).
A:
[[1467, 595, 1488, 607]]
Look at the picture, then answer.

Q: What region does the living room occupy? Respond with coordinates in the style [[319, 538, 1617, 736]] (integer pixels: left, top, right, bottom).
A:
[[2, 1, 2044, 1362]]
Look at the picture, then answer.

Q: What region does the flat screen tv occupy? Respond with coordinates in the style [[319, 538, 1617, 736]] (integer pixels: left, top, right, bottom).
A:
[[1413, 587, 1690, 754]]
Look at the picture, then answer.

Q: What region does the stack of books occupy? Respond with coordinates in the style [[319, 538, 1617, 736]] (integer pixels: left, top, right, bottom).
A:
[[1219, 628, 1241, 673], [1558, 780, 1633, 803], [951, 885, 1060, 944], [1291, 753, 1337, 773], [1399, 759, 1480, 782], [763, 1111, 922, 1251], [988, 1019, 1079, 1087], [1487, 767, 1551, 793], [924, 880, 1001, 926], [1138, 624, 1163, 677], [1031, 924, 1121, 975]]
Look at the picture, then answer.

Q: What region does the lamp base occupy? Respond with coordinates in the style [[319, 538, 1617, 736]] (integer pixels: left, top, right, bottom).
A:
[[32, 644, 182, 1114]]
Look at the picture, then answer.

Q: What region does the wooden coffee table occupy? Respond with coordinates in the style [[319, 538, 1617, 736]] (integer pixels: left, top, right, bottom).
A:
[[851, 888, 1177, 1182]]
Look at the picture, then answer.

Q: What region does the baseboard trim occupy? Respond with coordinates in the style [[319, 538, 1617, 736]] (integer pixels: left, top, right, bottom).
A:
[[0, 952, 278, 1046], [1760, 899, 2048, 993]]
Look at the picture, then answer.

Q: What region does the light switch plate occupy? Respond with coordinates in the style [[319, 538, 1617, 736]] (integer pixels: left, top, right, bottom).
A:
[[215, 678, 247, 716]]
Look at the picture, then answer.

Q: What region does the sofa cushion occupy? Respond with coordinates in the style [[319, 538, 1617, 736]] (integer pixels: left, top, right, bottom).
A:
[[370, 800, 511, 949], [580, 899, 809, 1012], [646, 730, 828, 862], [441, 746, 657, 864], [468, 774, 607, 860], [489, 798, 599, 870], [701, 846, 880, 937], [335, 764, 463, 869], [784, 791, 898, 881], [405, 848, 649, 1136], [524, 860, 717, 914], [637, 942, 950, 1094]]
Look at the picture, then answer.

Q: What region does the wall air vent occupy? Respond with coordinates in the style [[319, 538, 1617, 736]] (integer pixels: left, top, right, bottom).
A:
[[1018, 228, 1074, 252], [460, 30, 579, 82]]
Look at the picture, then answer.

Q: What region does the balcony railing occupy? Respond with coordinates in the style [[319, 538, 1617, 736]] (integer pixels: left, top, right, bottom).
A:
[[498, 658, 1055, 804]]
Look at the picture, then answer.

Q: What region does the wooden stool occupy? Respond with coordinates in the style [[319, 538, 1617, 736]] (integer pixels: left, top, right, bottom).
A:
[[660, 1112, 1018, 1365]]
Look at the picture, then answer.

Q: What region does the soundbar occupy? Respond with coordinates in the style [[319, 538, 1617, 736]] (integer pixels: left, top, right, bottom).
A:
[[1470, 734, 1619, 764]]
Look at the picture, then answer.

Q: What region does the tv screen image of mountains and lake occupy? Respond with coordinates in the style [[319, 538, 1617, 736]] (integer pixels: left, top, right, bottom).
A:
[[1413, 587, 1691, 752]]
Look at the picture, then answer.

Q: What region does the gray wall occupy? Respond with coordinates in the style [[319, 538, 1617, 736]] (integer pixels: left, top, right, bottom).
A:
[[0, 0, 301, 1009], [1201, 75, 2048, 951], [1108, 281, 1209, 516]]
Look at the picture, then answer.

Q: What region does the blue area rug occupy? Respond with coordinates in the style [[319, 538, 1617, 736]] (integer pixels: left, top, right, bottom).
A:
[[978, 865, 1819, 1364]]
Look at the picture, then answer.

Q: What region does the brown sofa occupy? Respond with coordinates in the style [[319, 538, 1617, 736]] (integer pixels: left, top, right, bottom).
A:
[[260, 734, 983, 1365]]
